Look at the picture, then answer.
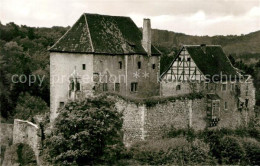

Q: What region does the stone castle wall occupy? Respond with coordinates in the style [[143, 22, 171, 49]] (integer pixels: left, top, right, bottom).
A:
[[12, 119, 41, 165], [115, 96, 253, 145]]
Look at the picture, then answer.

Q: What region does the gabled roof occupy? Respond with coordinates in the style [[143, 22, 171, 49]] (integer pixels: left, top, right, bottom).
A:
[[49, 13, 160, 55], [161, 45, 239, 81]]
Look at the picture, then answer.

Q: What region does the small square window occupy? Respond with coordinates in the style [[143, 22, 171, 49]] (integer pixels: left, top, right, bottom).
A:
[[187, 58, 191, 62], [152, 64, 156, 69], [119, 61, 122, 69], [59, 102, 65, 108], [178, 57, 181, 61], [131, 82, 138, 92], [176, 85, 181, 90], [138, 61, 141, 69], [82, 64, 86, 70], [115, 83, 120, 92]]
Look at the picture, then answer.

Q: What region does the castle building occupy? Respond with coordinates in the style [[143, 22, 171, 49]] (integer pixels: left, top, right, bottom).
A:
[[160, 45, 255, 126], [49, 13, 161, 122]]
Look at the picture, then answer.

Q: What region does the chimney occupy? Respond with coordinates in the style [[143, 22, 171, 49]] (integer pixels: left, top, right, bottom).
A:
[[200, 44, 206, 53], [142, 18, 151, 56]]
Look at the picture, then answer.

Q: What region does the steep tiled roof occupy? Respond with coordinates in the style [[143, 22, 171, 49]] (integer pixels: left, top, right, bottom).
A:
[[161, 45, 239, 81], [185, 45, 238, 80], [49, 13, 160, 55]]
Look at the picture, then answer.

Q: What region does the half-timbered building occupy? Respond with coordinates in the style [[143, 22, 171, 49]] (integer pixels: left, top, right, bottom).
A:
[[160, 44, 255, 126]]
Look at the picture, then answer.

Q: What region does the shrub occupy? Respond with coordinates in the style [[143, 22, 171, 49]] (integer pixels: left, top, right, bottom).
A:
[[241, 138, 260, 165], [42, 96, 124, 165], [14, 92, 48, 121], [17, 143, 37, 165], [130, 138, 215, 165], [219, 136, 245, 164]]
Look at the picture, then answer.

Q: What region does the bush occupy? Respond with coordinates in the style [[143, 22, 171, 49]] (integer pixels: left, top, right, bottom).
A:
[[17, 143, 37, 165], [14, 92, 48, 121], [42, 96, 124, 165], [241, 138, 260, 165], [130, 138, 216, 165], [219, 136, 245, 164]]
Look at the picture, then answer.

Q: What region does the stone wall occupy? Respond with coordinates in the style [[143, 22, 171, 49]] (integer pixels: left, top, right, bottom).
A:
[[12, 119, 41, 165], [0, 123, 13, 147], [115, 95, 254, 145]]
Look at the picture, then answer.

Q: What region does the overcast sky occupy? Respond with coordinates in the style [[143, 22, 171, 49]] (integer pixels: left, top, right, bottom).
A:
[[1, 0, 260, 36]]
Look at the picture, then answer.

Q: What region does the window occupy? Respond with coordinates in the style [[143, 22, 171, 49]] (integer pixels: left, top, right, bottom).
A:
[[119, 61, 122, 69], [70, 81, 74, 91], [222, 84, 227, 91], [82, 64, 86, 70], [178, 57, 181, 61], [245, 99, 249, 108], [59, 102, 65, 108], [76, 82, 80, 91], [103, 83, 108, 91], [176, 85, 181, 90], [224, 102, 228, 110], [187, 58, 191, 62], [115, 83, 120, 92], [152, 64, 156, 69], [131, 82, 138, 92], [138, 61, 141, 69]]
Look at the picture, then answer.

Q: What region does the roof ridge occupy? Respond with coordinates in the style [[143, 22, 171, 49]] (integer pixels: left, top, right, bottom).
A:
[[84, 13, 131, 19]]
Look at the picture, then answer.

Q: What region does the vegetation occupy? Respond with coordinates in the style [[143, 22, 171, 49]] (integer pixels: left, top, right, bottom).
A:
[[42, 96, 125, 165], [14, 92, 49, 121], [0, 22, 68, 120]]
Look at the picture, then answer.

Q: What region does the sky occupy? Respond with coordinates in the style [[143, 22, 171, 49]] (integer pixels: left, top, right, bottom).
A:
[[1, 0, 260, 36]]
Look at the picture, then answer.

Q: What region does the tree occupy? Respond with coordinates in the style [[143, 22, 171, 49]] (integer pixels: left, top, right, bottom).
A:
[[14, 92, 48, 121], [43, 96, 124, 165]]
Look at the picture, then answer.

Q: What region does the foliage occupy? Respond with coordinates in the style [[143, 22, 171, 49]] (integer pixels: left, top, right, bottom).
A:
[[241, 138, 260, 165], [130, 138, 216, 165], [218, 136, 245, 164], [14, 92, 48, 121], [42, 96, 124, 165], [17, 143, 37, 165], [0, 22, 67, 119]]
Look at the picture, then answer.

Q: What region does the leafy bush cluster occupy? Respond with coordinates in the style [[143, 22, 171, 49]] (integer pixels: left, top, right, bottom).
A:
[[42, 96, 125, 165], [127, 127, 260, 165], [129, 138, 216, 165]]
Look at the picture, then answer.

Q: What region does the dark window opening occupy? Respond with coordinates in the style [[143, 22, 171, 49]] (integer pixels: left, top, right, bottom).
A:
[[131, 82, 138, 92], [119, 61, 122, 69], [82, 64, 86, 70], [245, 99, 249, 108], [59, 102, 65, 108], [103, 83, 108, 91], [138, 61, 141, 69], [187, 58, 191, 62], [152, 64, 156, 69], [224, 102, 228, 109], [76, 82, 80, 91], [115, 83, 120, 92], [70, 81, 74, 91], [178, 57, 181, 61], [176, 85, 181, 90]]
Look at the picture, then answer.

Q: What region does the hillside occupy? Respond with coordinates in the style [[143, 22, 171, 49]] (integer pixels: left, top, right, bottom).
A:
[[151, 29, 260, 63]]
